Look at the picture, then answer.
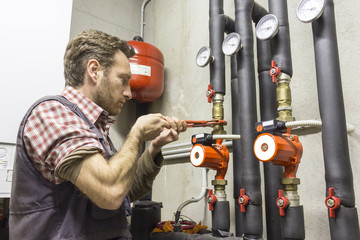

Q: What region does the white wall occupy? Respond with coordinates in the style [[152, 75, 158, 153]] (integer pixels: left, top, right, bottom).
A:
[[0, 0, 72, 197], [69, 1, 360, 239]]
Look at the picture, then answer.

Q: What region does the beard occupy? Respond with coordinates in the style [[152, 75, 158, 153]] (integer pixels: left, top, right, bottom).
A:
[[94, 75, 122, 116]]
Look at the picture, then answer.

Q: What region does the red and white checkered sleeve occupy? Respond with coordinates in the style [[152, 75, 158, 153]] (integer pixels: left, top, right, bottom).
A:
[[23, 100, 104, 183]]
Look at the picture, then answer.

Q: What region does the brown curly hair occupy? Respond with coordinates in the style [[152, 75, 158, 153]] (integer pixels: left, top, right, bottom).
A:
[[64, 29, 135, 87]]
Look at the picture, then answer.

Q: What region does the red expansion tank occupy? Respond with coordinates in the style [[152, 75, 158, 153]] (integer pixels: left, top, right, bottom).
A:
[[128, 40, 164, 103]]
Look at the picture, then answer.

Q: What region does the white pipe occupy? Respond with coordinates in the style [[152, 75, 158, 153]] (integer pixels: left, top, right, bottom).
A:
[[213, 134, 241, 140], [164, 152, 190, 161], [285, 119, 355, 133], [162, 147, 192, 156], [176, 168, 209, 212], [140, 0, 152, 39], [163, 141, 233, 161], [162, 142, 192, 151]]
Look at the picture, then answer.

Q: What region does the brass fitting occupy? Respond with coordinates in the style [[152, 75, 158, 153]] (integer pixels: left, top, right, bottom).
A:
[[212, 93, 226, 134], [282, 177, 300, 207], [276, 73, 295, 122], [212, 179, 227, 201]]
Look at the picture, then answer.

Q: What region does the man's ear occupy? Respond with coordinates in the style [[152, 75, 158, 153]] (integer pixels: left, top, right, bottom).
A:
[[86, 59, 101, 84]]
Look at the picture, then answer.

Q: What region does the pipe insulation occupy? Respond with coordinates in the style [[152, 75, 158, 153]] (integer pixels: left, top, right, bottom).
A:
[[254, 3, 283, 239], [209, 0, 226, 94], [312, 0, 360, 238], [268, 0, 292, 76], [234, 0, 263, 238]]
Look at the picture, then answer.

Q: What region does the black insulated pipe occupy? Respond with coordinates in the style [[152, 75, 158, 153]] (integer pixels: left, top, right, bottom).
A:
[[312, 0, 360, 238], [268, 0, 292, 76], [210, 0, 226, 94], [268, 0, 305, 239], [253, 4, 283, 240], [230, 55, 243, 235], [224, 16, 235, 34], [280, 206, 305, 240], [234, 0, 262, 238], [212, 201, 230, 232]]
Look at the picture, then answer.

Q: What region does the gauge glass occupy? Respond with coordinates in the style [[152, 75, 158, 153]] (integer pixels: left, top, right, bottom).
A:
[[296, 0, 326, 23], [196, 46, 212, 67], [222, 32, 242, 56], [256, 14, 279, 41]]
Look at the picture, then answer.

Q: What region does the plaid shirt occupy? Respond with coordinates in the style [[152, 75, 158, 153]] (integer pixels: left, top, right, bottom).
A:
[[23, 86, 115, 184]]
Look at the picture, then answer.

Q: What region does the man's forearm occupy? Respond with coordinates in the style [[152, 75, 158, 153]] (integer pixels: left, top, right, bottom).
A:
[[75, 127, 143, 210]]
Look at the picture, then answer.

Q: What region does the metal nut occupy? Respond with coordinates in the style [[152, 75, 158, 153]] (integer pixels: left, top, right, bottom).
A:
[[327, 198, 335, 208], [239, 197, 244, 204], [277, 199, 284, 207]]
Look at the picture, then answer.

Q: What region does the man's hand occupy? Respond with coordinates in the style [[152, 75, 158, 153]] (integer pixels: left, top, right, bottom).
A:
[[149, 116, 187, 157], [132, 113, 171, 141]]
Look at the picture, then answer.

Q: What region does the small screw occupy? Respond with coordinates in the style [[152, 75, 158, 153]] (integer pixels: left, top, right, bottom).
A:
[[261, 143, 268, 151], [277, 199, 284, 207], [208, 197, 213, 204], [270, 68, 277, 75], [327, 198, 335, 208], [239, 197, 244, 204]]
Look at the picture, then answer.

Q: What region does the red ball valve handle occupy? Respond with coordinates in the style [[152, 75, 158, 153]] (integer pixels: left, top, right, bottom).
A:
[[325, 187, 341, 218], [276, 189, 290, 216], [269, 60, 281, 84], [207, 189, 217, 211], [238, 188, 250, 213]]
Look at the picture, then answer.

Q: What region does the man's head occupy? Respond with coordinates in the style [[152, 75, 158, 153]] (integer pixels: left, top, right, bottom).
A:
[[64, 30, 135, 115], [64, 29, 134, 87]]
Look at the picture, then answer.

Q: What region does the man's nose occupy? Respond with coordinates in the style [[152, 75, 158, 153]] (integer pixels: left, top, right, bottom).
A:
[[124, 85, 132, 100]]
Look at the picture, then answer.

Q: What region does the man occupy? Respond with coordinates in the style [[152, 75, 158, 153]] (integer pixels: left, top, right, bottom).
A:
[[9, 29, 187, 239]]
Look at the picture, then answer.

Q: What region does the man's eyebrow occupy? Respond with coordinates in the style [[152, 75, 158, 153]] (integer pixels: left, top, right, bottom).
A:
[[118, 73, 132, 80]]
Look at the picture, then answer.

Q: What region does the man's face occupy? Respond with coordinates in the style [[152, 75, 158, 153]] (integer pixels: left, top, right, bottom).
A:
[[94, 50, 132, 116]]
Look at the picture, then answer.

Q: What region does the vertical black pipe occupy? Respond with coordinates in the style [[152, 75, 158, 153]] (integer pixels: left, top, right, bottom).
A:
[[212, 201, 230, 232], [268, 0, 292, 76], [268, 1, 306, 239], [231, 54, 244, 236], [210, 0, 226, 94], [312, 0, 360, 238], [234, 0, 263, 238], [253, 5, 283, 239]]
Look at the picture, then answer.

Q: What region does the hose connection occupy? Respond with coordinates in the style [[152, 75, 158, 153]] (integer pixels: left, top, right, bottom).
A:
[[325, 187, 341, 218]]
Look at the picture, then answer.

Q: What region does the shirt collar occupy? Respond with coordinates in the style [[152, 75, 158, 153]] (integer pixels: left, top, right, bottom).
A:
[[61, 86, 115, 129]]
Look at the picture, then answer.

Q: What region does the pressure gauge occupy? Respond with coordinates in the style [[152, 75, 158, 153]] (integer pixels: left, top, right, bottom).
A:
[[222, 32, 242, 56], [255, 14, 279, 41], [296, 0, 326, 23], [196, 46, 213, 67]]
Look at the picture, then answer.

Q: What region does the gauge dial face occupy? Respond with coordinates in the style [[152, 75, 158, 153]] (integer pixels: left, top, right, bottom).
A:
[[222, 32, 242, 56], [196, 46, 212, 67], [256, 14, 279, 41], [296, 0, 326, 23]]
